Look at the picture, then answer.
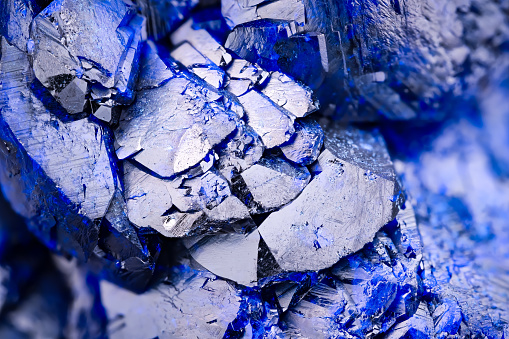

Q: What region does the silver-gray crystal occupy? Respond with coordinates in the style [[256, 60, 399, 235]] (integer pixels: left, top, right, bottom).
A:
[[101, 269, 240, 338], [171, 169, 231, 213], [115, 72, 239, 177], [241, 155, 310, 214], [123, 161, 174, 230], [171, 19, 232, 67], [280, 118, 323, 165], [257, 125, 402, 271], [0, 39, 116, 219], [225, 59, 269, 85], [136, 42, 175, 91], [260, 71, 318, 118], [216, 121, 265, 181], [161, 196, 256, 237], [32, 0, 134, 88], [171, 42, 225, 89], [237, 90, 295, 148], [183, 230, 260, 286]]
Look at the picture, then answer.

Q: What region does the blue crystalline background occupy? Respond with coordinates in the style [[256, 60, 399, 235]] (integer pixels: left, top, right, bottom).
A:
[[0, 0, 509, 338]]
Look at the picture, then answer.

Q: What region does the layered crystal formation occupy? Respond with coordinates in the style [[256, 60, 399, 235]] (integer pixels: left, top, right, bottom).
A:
[[0, 0, 508, 337]]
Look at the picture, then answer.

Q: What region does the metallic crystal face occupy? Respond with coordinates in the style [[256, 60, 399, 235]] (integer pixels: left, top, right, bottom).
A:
[[123, 161, 174, 229], [280, 118, 324, 165], [33, 0, 130, 88], [171, 19, 232, 67], [183, 230, 260, 286], [260, 71, 318, 118], [257, 125, 402, 271], [237, 89, 295, 148], [216, 121, 265, 181], [0, 39, 115, 219], [101, 265, 241, 339], [240, 155, 310, 214], [115, 70, 239, 177], [1, 0, 508, 336]]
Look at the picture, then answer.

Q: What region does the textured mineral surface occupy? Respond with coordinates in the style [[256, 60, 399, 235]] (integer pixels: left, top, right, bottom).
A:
[[0, 0, 508, 337]]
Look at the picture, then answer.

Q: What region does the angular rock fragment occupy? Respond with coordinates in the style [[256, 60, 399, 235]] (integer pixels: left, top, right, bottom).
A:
[[123, 161, 174, 230], [274, 282, 299, 312], [183, 231, 260, 286], [221, 0, 258, 29], [280, 118, 323, 165], [92, 105, 115, 124], [0, 39, 116, 220], [136, 41, 175, 90], [115, 68, 239, 177], [225, 59, 269, 85], [103, 189, 144, 253], [0, 0, 51, 51], [226, 79, 252, 96], [171, 42, 226, 88], [171, 19, 232, 67], [216, 121, 265, 181], [240, 155, 310, 214], [30, 0, 145, 111], [161, 196, 256, 237], [53, 77, 88, 114], [257, 124, 402, 271], [222, 0, 305, 29], [101, 266, 241, 338], [32, 0, 133, 88], [256, 0, 305, 25], [278, 206, 422, 337], [260, 71, 318, 118], [171, 169, 231, 213], [237, 90, 295, 148]]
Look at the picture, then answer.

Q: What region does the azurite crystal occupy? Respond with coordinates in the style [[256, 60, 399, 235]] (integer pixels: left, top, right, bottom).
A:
[[1, 0, 509, 337]]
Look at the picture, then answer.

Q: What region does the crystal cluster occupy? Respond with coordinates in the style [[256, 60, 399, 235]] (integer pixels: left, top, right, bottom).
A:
[[1, 0, 508, 337]]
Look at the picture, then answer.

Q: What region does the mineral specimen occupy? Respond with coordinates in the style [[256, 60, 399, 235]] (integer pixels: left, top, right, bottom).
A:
[[258, 124, 402, 271], [0, 0, 508, 337]]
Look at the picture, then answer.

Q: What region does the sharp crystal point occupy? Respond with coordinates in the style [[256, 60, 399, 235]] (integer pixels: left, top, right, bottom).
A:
[[103, 189, 143, 252], [171, 19, 232, 68]]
